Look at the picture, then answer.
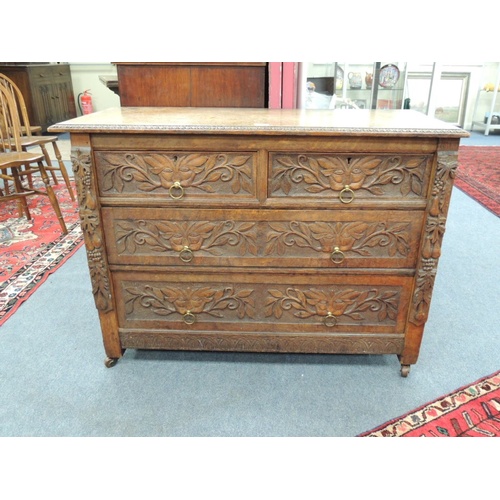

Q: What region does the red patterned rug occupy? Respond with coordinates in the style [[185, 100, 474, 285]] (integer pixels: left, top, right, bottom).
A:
[[455, 146, 500, 217], [359, 370, 500, 436], [0, 179, 83, 326]]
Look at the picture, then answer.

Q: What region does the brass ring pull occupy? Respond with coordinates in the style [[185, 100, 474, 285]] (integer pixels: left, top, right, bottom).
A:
[[323, 312, 338, 327], [330, 247, 345, 264], [179, 246, 194, 262], [169, 181, 184, 200], [183, 311, 196, 325], [339, 185, 355, 204]]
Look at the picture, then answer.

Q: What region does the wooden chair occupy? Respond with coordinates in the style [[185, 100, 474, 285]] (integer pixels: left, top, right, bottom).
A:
[[0, 72, 75, 201], [0, 77, 67, 234]]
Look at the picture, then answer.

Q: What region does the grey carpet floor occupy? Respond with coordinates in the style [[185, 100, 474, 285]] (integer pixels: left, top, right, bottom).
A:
[[1, 183, 499, 437]]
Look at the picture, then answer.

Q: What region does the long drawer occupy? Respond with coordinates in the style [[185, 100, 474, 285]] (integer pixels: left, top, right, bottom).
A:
[[102, 207, 424, 269], [112, 269, 413, 335]]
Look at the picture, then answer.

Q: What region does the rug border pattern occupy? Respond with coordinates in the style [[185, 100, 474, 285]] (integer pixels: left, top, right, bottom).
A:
[[0, 222, 84, 326], [359, 370, 500, 437]]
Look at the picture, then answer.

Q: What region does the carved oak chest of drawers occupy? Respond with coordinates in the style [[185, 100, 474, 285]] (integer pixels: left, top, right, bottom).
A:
[[50, 107, 469, 376]]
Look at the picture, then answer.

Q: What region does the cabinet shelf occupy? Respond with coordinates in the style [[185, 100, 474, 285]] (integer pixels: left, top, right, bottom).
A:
[[302, 62, 407, 110], [470, 64, 500, 135]]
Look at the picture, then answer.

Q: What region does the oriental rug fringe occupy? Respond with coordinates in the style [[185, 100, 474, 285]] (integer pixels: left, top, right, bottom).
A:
[[455, 146, 500, 217], [359, 370, 500, 437], [0, 179, 83, 327]]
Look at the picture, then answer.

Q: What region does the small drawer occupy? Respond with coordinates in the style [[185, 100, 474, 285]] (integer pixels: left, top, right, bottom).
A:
[[113, 270, 413, 335], [102, 207, 424, 269], [94, 150, 258, 204], [268, 152, 433, 205]]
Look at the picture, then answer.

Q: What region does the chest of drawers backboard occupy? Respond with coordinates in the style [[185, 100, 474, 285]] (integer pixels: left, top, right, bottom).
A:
[[50, 108, 469, 376]]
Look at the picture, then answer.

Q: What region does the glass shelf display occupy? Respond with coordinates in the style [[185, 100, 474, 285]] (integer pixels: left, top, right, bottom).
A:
[[300, 62, 407, 110], [470, 62, 500, 135]]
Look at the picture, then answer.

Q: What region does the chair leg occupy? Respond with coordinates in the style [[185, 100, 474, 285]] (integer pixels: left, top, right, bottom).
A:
[[11, 167, 31, 220], [39, 143, 58, 184], [2, 176, 10, 195], [38, 161, 67, 235], [18, 153, 34, 189], [51, 141, 75, 201]]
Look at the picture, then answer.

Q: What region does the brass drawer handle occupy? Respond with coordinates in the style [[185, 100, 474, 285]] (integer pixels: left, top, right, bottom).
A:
[[179, 246, 194, 262], [169, 181, 184, 199], [330, 247, 345, 264], [183, 311, 196, 325], [323, 312, 338, 327], [339, 185, 354, 204]]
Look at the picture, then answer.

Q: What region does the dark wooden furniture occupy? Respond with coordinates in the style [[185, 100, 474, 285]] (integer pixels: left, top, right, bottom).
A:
[[0, 63, 77, 132], [115, 63, 267, 107], [49, 107, 469, 376]]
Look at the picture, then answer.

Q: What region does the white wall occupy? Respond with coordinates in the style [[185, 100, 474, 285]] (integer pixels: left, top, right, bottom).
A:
[[69, 63, 120, 114]]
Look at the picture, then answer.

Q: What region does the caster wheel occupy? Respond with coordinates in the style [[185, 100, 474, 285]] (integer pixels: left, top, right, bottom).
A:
[[104, 357, 118, 368], [400, 364, 410, 377]]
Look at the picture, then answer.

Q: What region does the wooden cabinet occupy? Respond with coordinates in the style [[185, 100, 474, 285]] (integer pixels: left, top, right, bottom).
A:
[[0, 63, 77, 132], [115, 62, 267, 107], [49, 107, 469, 376]]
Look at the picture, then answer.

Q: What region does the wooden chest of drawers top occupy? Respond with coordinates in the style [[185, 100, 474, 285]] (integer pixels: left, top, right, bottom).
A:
[[50, 106, 467, 138]]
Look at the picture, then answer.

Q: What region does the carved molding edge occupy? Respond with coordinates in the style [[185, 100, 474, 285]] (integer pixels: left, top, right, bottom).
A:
[[53, 123, 468, 137], [71, 147, 113, 312], [410, 150, 457, 326], [119, 332, 405, 354]]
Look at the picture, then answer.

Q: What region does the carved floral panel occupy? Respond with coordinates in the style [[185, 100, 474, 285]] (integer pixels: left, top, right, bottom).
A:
[[121, 280, 405, 330], [265, 286, 401, 326], [94, 151, 257, 197], [123, 283, 255, 322], [269, 153, 431, 200], [114, 219, 258, 257], [107, 215, 417, 266], [265, 220, 413, 259]]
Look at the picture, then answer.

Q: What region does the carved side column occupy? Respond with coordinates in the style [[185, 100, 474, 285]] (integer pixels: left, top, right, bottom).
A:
[[401, 146, 459, 366], [71, 143, 123, 360]]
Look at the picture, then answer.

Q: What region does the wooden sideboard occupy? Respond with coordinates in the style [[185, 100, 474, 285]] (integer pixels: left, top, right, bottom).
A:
[[114, 62, 267, 107], [49, 107, 469, 376], [0, 63, 77, 132]]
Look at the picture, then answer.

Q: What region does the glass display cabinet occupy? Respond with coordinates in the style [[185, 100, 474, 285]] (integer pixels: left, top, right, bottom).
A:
[[300, 62, 407, 110], [470, 62, 500, 135]]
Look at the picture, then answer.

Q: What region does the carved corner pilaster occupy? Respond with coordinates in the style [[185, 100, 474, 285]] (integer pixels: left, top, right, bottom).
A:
[[410, 150, 458, 326], [71, 147, 113, 313]]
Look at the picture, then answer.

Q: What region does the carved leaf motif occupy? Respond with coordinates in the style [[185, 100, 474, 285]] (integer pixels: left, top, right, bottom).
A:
[[353, 157, 383, 177], [265, 286, 400, 324], [276, 157, 297, 168], [271, 154, 428, 198], [71, 148, 112, 313], [124, 284, 255, 320], [265, 220, 411, 258], [115, 220, 257, 257], [98, 152, 254, 194], [230, 155, 252, 167]]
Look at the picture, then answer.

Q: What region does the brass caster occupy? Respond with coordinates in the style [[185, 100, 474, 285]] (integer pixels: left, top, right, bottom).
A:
[[104, 357, 118, 368], [400, 364, 411, 378]]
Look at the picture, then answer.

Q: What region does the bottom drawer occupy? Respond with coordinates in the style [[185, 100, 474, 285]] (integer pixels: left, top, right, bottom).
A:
[[113, 270, 412, 354]]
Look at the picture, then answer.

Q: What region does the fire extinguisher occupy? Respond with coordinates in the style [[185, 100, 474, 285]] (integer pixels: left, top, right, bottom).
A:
[[78, 90, 93, 115]]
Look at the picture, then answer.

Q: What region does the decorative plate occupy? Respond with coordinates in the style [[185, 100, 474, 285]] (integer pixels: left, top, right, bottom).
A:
[[379, 64, 400, 88]]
